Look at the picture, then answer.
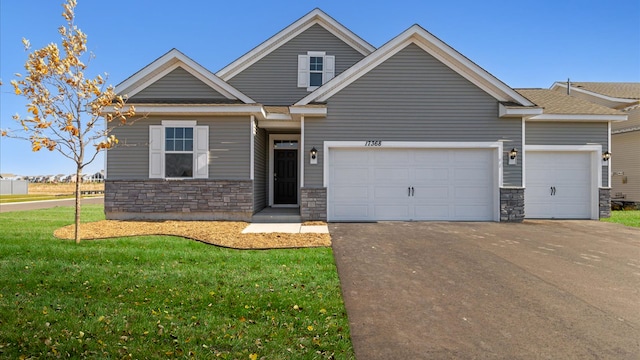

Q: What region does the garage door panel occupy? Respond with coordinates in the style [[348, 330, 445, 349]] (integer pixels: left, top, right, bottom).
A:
[[454, 205, 493, 220], [374, 150, 410, 164], [334, 205, 369, 219], [454, 186, 492, 200], [333, 186, 369, 200], [374, 186, 408, 200], [374, 205, 411, 219], [333, 150, 370, 164], [333, 167, 368, 184], [525, 151, 593, 219], [414, 205, 451, 219], [414, 168, 450, 182], [329, 148, 495, 221], [374, 168, 409, 182]]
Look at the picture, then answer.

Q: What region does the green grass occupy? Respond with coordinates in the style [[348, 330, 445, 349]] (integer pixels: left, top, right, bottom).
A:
[[601, 210, 640, 228], [0, 194, 75, 203], [0, 205, 354, 359]]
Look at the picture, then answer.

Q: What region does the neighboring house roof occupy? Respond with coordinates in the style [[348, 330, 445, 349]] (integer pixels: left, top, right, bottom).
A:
[[516, 88, 627, 121], [216, 8, 376, 81], [116, 49, 255, 104], [295, 24, 535, 108], [561, 82, 640, 100]]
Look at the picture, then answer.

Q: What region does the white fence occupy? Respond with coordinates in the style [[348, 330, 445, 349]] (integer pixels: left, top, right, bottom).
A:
[[0, 180, 28, 195]]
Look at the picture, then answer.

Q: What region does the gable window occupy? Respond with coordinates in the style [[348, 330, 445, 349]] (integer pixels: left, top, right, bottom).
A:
[[149, 121, 209, 179], [298, 51, 335, 90]]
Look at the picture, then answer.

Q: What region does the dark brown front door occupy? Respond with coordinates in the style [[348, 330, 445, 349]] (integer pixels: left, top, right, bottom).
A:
[[274, 149, 298, 204]]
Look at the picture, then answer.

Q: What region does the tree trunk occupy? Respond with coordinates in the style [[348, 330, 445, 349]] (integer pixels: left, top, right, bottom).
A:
[[74, 167, 82, 244]]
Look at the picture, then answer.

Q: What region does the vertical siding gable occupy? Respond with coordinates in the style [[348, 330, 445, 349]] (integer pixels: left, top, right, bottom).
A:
[[304, 43, 523, 186], [130, 67, 229, 101], [228, 24, 366, 105]]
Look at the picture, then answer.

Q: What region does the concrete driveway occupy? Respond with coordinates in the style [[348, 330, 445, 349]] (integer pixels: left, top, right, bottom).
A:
[[0, 197, 103, 213], [330, 221, 640, 359]]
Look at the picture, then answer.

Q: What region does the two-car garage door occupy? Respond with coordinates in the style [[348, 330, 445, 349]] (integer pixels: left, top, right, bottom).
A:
[[328, 148, 496, 221]]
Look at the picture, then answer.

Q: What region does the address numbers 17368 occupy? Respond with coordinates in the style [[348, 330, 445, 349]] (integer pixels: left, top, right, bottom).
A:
[[364, 141, 382, 146]]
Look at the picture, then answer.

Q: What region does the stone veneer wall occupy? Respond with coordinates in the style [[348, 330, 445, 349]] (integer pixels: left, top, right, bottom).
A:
[[105, 180, 253, 221], [300, 187, 327, 221], [500, 187, 525, 222], [599, 188, 611, 219]]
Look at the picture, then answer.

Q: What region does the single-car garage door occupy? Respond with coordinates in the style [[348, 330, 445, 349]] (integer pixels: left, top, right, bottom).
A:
[[525, 151, 593, 219], [328, 148, 496, 221]]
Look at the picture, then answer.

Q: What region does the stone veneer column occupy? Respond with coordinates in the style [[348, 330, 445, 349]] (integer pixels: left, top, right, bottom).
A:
[[599, 188, 611, 219], [500, 187, 525, 222], [300, 187, 327, 222]]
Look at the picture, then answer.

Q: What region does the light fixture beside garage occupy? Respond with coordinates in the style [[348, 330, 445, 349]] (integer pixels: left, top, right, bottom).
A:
[[310, 147, 318, 165], [508, 148, 518, 165], [602, 151, 611, 162]]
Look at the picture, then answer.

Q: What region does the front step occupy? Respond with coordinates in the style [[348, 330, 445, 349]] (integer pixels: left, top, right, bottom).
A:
[[251, 207, 302, 223]]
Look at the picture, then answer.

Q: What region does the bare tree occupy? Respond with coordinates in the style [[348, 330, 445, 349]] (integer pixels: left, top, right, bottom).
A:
[[2, 0, 135, 243]]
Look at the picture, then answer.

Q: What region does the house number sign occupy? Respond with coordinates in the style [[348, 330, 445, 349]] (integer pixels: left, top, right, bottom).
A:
[[364, 141, 382, 146]]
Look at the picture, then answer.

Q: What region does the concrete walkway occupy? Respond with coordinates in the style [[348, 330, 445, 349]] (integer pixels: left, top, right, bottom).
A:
[[242, 223, 329, 233]]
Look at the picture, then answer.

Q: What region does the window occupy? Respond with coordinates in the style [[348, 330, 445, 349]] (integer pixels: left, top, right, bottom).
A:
[[165, 127, 193, 177], [297, 51, 335, 90], [149, 121, 209, 179]]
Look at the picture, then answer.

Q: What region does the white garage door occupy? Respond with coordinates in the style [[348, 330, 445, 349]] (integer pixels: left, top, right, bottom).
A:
[[525, 151, 593, 219], [328, 148, 496, 221]]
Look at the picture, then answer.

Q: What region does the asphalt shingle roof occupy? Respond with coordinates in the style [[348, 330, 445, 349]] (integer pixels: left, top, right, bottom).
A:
[[570, 82, 640, 100], [516, 89, 624, 115]]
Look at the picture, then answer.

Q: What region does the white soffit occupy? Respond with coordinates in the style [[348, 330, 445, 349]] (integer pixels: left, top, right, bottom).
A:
[[215, 8, 376, 81], [296, 25, 534, 107], [116, 49, 255, 104]]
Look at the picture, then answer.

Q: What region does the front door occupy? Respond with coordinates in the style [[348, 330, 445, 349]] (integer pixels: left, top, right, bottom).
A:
[[274, 149, 298, 204]]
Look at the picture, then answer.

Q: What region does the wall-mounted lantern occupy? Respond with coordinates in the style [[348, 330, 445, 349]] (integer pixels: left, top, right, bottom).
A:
[[602, 151, 611, 166], [310, 147, 318, 165], [508, 147, 518, 165]]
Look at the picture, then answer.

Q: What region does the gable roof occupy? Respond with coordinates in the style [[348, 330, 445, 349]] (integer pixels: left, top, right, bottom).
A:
[[216, 8, 375, 81], [516, 89, 627, 121], [296, 24, 535, 107], [116, 49, 255, 104], [551, 82, 640, 100]]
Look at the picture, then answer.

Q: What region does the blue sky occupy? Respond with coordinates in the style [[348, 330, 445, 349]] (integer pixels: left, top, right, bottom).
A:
[[1, 0, 639, 176]]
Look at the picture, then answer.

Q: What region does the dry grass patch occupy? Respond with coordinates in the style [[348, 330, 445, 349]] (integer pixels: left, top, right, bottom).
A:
[[54, 220, 331, 249], [29, 182, 104, 195]]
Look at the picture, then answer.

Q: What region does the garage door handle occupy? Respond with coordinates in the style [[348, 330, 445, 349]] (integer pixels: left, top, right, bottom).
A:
[[408, 187, 411, 196], [411, 187, 415, 196], [550, 186, 556, 196]]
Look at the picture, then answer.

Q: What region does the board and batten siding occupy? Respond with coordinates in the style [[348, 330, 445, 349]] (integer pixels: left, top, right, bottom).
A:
[[611, 131, 640, 202], [130, 67, 229, 101], [253, 125, 268, 212], [525, 121, 609, 187], [304, 43, 523, 187], [228, 24, 366, 105], [107, 116, 251, 180]]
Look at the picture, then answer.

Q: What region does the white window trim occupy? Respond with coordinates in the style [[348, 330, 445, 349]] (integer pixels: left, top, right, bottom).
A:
[[298, 51, 335, 91], [149, 121, 209, 180]]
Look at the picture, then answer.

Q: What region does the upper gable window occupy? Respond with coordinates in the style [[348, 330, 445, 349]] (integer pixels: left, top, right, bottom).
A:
[[298, 51, 335, 91]]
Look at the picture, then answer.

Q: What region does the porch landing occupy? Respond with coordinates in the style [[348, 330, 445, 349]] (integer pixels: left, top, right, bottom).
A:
[[251, 207, 302, 223]]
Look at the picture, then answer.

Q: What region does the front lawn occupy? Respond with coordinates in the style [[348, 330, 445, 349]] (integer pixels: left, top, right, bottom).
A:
[[601, 210, 640, 228], [0, 205, 354, 359]]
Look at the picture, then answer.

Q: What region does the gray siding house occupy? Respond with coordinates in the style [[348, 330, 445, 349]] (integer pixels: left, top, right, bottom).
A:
[[105, 9, 624, 222]]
